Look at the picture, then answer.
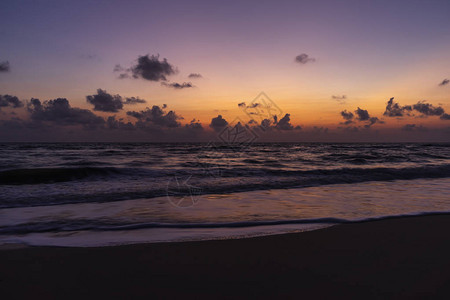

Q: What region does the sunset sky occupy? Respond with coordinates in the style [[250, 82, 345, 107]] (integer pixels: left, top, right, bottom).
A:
[[1, 0, 449, 142]]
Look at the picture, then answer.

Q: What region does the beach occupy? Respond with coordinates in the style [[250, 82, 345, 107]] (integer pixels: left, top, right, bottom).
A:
[[2, 214, 450, 299]]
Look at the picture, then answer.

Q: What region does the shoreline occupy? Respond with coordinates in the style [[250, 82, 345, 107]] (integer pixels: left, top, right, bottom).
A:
[[2, 214, 450, 298]]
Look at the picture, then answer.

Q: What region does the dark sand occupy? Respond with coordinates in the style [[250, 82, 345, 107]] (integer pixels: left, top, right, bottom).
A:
[[2, 215, 450, 299]]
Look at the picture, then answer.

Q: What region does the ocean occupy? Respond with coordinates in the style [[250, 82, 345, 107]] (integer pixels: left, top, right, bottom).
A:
[[0, 142, 449, 246]]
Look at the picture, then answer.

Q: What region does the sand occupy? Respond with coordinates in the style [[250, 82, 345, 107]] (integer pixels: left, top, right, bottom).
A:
[[1, 215, 450, 299]]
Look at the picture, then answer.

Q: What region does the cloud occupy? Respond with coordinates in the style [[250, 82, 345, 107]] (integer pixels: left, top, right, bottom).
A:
[[126, 105, 182, 128], [86, 89, 124, 112], [440, 113, 450, 120], [238, 102, 246, 108], [124, 97, 146, 105], [106, 116, 135, 130], [161, 82, 193, 89], [439, 79, 449, 86], [86, 89, 147, 112], [295, 53, 316, 64], [209, 115, 228, 131], [332, 95, 347, 104], [412, 101, 445, 116], [28, 98, 105, 128], [354, 107, 370, 121], [117, 54, 177, 81], [276, 114, 294, 130], [383, 97, 412, 117], [365, 117, 384, 128], [0, 61, 10, 72], [340, 110, 354, 120], [401, 124, 427, 131], [0, 95, 24, 109], [188, 73, 202, 79]]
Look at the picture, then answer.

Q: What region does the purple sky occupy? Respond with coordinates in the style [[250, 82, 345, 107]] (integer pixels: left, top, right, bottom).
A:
[[0, 0, 449, 142]]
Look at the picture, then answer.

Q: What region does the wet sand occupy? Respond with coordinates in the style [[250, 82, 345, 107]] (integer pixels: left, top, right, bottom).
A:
[[1, 215, 450, 299]]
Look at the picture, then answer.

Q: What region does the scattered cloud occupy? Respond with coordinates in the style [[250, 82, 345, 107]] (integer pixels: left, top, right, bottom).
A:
[[161, 82, 193, 89], [295, 53, 315, 64], [0, 61, 10, 72], [439, 79, 449, 86], [188, 73, 202, 79]]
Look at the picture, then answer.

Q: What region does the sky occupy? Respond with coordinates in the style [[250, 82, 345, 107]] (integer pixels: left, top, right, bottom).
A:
[[0, 0, 449, 142]]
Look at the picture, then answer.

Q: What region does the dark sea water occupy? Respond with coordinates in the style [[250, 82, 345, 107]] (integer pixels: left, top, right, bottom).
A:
[[1, 143, 450, 246]]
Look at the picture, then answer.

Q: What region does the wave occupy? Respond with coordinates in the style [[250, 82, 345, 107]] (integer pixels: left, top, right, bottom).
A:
[[1, 211, 449, 235], [0, 167, 124, 185]]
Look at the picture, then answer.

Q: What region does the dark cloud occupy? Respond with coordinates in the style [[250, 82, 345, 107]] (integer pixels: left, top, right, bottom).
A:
[[86, 89, 123, 112], [86, 90, 147, 112], [439, 79, 449, 86], [383, 97, 412, 117], [354, 107, 370, 121], [209, 115, 228, 131], [185, 119, 203, 130], [118, 54, 177, 81], [28, 98, 105, 128], [124, 97, 146, 105], [341, 110, 354, 120], [340, 110, 354, 125], [188, 73, 202, 79], [161, 82, 193, 89], [440, 113, 450, 120], [238, 102, 246, 108], [364, 117, 384, 128], [0, 61, 10, 72], [295, 53, 315, 64], [126, 105, 182, 128], [401, 124, 427, 132], [0, 95, 24, 109], [412, 101, 445, 116], [276, 114, 294, 130], [106, 116, 135, 130]]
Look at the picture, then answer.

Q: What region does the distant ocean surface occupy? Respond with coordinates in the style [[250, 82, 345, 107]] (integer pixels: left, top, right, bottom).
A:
[[1, 143, 450, 247]]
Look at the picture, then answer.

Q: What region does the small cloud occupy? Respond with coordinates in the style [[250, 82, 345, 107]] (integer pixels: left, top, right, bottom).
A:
[[238, 102, 246, 108], [440, 113, 450, 120], [439, 79, 449, 86], [295, 53, 315, 64], [354, 107, 370, 121], [276, 114, 294, 130], [401, 124, 427, 131], [332, 95, 347, 104], [86, 89, 124, 112], [413, 101, 444, 116], [209, 115, 228, 132], [161, 82, 193, 89], [0, 94, 24, 109], [383, 97, 412, 117], [188, 73, 202, 79], [0, 61, 10, 72], [116, 54, 177, 82], [124, 97, 146, 105]]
